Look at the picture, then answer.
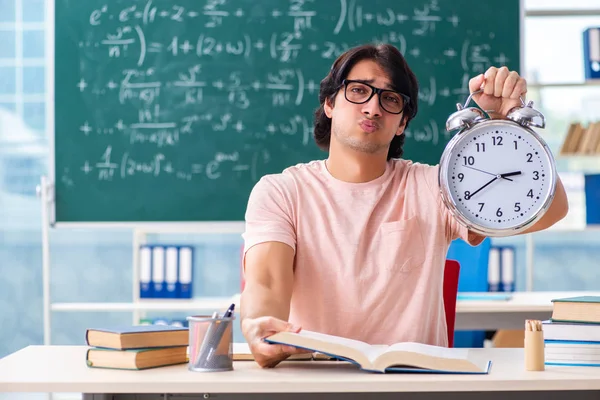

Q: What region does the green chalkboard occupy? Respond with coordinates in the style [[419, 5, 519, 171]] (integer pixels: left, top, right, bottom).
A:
[[54, 0, 520, 223]]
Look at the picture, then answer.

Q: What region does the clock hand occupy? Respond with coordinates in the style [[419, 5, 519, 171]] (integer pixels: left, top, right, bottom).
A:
[[463, 165, 513, 182], [463, 165, 495, 177], [465, 176, 498, 200], [500, 171, 522, 178]]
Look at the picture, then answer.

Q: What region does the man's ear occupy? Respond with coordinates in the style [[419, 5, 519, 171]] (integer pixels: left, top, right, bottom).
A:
[[324, 97, 334, 118], [396, 116, 407, 136]]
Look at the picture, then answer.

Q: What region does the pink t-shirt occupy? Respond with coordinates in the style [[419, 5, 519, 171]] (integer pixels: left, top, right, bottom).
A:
[[242, 159, 483, 346]]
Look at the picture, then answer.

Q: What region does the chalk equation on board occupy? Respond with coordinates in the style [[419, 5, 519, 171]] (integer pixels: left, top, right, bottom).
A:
[[78, 145, 261, 182], [59, 0, 513, 189]]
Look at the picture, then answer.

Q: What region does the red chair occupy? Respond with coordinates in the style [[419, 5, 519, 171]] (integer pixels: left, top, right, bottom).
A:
[[443, 259, 460, 348]]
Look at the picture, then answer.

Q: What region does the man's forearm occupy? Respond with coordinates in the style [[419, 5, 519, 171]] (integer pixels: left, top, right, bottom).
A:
[[240, 282, 292, 323]]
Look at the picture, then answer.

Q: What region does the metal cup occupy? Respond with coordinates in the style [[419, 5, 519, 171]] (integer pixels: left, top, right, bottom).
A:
[[187, 314, 235, 372]]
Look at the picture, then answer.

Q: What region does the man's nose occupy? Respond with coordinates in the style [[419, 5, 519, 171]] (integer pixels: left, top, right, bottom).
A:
[[361, 93, 382, 117]]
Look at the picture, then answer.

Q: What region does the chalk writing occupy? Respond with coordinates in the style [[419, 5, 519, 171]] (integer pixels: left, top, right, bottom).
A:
[[58, 0, 517, 200]]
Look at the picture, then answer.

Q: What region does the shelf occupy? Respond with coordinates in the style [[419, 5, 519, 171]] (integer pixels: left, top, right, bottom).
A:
[[541, 224, 600, 233], [556, 156, 600, 174], [525, 9, 600, 17], [528, 81, 600, 89], [51, 296, 238, 312], [558, 155, 600, 158]]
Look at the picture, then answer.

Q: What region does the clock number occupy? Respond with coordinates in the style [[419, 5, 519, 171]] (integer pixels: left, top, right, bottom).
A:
[[476, 143, 486, 152], [464, 191, 471, 200], [457, 173, 464, 182], [496, 208, 503, 217], [533, 171, 539, 180], [526, 153, 533, 162], [527, 189, 534, 198], [492, 136, 503, 146], [513, 140, 518, 150], [463, 156, 475, 166], [514, 202, 521, 212], [478, 203, 485, 212]]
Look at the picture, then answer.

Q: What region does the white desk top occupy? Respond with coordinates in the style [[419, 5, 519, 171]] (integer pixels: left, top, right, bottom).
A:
[[1, 346, 600, 393]]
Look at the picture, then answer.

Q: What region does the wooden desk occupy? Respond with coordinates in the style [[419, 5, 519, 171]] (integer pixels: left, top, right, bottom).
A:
[[1, 346, 600, 400], [455, 291, 600, 330]]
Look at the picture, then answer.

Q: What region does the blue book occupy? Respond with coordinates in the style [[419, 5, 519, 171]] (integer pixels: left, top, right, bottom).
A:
[[85, 325, 188, 350], [545, 339, 600, 366], [265, 330, 491, 374], [551, 296, 600, 324], [542, 320, 600, 342]]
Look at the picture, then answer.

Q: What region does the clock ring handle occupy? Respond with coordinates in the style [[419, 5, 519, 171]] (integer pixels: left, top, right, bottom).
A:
[[519, 96, 536, 109], [462, 88, 496, 115], [462, 88, 483, 109], [468, 89, 529, 109]]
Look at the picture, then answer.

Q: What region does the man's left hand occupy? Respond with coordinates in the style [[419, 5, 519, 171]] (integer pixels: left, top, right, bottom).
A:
[[468, 66, 527, 119]]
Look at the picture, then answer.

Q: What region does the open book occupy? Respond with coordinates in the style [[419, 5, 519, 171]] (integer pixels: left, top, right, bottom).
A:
[[265, 330, 491, 374], [232, 342, 335, 361]]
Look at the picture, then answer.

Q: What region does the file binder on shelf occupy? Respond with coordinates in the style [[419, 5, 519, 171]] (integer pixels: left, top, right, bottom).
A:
[[487, 245, 516, 293], [583, 27, 600, 80], [151, 246, 166, 298], [178, 246, 193, 299], [501, 247, 515, 293], [139, 244, 194, 299], [487, 247, 501, 292], [165, 246, 179, 298], [139, 245, 153, 299], [585, 174, 600, 225]]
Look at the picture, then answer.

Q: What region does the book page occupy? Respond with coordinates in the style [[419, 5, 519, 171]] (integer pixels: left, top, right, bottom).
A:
[[291, 331, 390, 364], [386, 342, 469, 360], [295, 330, 375, 354], [376, 343, 491, 373], [365, 345, 393, 364]]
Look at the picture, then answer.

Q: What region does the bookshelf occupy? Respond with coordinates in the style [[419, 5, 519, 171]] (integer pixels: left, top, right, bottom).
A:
[[38, 202, 245, 344]]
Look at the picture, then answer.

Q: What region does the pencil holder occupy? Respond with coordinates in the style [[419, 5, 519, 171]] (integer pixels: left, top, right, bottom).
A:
[[524, 320, 545, 371], [187, 314, 235, 372]]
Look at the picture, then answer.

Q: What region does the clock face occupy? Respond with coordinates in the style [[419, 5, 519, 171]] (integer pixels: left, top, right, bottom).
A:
[[442, 122, 555, 233]]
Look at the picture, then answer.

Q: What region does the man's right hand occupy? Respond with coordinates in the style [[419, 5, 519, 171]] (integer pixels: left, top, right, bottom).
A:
[[241, 316, 312, 368]]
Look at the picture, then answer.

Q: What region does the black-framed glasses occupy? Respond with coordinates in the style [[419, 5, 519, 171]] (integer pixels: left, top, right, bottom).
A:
[[341, 79, 410, 115]]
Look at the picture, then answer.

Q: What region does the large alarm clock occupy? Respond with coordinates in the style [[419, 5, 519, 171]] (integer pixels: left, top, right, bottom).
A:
[[438, 89, 557, 237]]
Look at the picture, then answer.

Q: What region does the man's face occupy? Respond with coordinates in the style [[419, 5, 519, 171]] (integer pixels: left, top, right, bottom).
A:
[[324, 59, 407, 155]]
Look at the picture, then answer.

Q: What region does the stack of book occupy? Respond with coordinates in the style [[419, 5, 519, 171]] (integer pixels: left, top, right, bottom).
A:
[[543, 296, 600, 366], [85, 325, 189, 370]]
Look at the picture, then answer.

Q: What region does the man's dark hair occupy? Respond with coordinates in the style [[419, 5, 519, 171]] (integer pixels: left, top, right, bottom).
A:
[[313, 43, 419, 160]]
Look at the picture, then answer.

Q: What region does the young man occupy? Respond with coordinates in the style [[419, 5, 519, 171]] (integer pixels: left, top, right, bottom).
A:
[[240, 44, 568, 368]]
